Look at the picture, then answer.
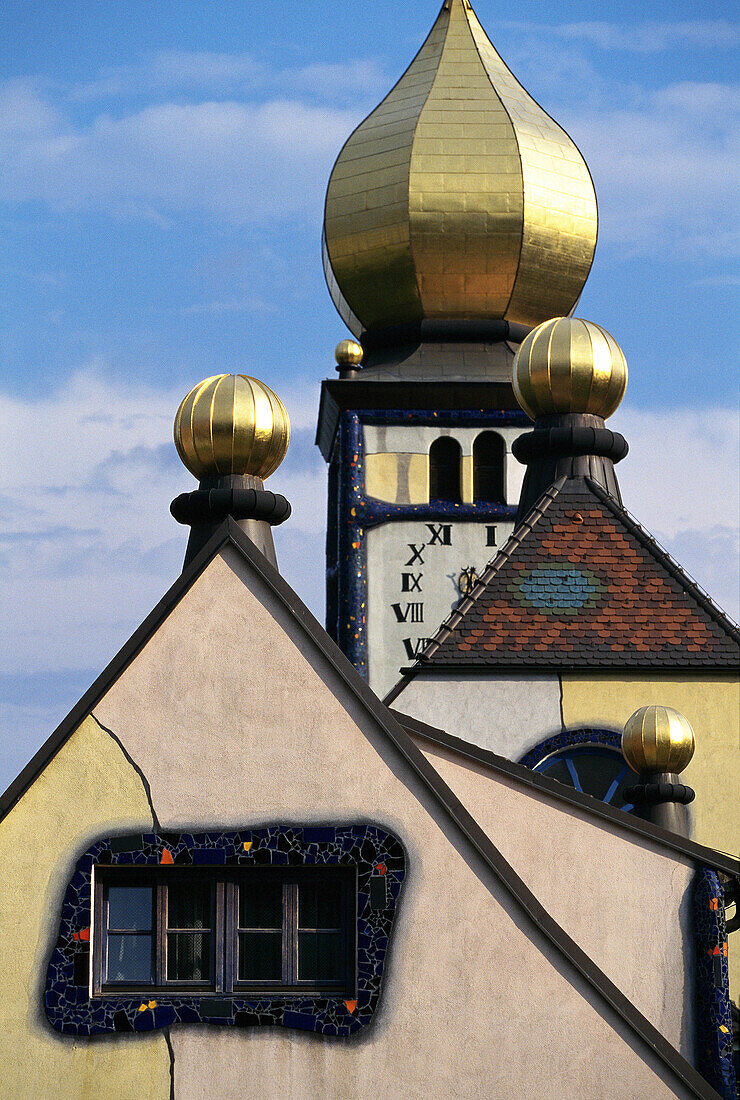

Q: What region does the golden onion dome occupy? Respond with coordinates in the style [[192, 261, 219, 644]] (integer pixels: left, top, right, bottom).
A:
[[323, 0, 597, 337], [174, 374, 290, 481], [335, 339, 363, 367], [513, 316, 627, 421], [622, 706, 696, 776]]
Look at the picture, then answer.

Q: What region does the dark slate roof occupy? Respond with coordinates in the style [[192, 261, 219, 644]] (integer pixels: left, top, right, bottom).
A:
[[415, 477, 740, 670]]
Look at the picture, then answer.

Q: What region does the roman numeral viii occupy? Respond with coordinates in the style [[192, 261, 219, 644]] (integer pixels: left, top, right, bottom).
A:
[[391, 602, 424, 624]]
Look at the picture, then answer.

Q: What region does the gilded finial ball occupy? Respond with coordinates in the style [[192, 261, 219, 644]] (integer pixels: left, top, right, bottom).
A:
[[174, 374, 290, 481], [513, 317, 628, 421], [622, 706, 696, 775], [335, 339, 363, 367]]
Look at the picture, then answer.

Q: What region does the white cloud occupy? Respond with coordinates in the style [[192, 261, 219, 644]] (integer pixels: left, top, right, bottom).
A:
[[0, 368, 325, 678], [612, 406, 739, 621], [0, 81, 361, 222], [503, 20, 740, 53], [559, 83, 739, 258], [70, 51, 386, 106]]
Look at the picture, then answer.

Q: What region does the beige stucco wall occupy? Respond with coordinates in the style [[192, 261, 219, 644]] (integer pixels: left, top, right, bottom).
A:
[[90, 546, 696, 1099], [415, 738, 696, 1056], [392, 670, 563, 756], [562, 672, 740, 1001], [0, 715, 171, 1100]]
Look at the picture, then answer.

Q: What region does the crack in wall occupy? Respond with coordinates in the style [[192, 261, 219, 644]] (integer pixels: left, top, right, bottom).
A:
[[164, 1027, 176, 1100], [91, 712, 160, 831], [558, 672, 565, 730]]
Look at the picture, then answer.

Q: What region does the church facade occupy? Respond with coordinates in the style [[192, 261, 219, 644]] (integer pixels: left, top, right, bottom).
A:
[[1, 2, 738, 1098]]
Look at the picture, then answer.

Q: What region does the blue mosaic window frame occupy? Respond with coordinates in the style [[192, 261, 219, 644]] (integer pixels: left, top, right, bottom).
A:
[[693, 868, 737, 1100], [45, 825, 406, 1037], [520, 729, 635, 812]]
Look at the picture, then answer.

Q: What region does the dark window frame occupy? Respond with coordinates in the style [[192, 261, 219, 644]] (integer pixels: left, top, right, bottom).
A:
[[429, 436, 462, 502], [473, 431, 505, 503], [93, 866, 356, 998]]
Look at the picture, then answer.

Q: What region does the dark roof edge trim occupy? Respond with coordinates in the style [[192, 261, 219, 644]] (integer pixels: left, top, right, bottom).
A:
[[394, 710, 739, 876], [0, 518, 722, 1099], [395, 662, 739, 672], [585, 478, 740, 641]]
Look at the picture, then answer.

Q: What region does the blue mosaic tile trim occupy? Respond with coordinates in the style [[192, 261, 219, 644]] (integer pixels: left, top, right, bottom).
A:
[[358, 409, 529, 428], [520, 728, 622, 769], [45, 825, 406, 1038], [336, 411, 368, 676], [329, 407, 520, 677], [693, 868, 737, 1100]]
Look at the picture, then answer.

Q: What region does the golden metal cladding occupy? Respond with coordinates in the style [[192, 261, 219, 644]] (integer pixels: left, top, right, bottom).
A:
[[335, 339, 364, 366], [174, 374, 290, 481], [622, 706, 696, 776], [513, 316, 627, 421], [323, 0, 597, 336]]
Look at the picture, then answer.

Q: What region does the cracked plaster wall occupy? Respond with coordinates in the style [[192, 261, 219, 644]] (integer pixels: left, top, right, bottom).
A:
[[0, 714, 171, 1100], [90, 546, 695, 1099]]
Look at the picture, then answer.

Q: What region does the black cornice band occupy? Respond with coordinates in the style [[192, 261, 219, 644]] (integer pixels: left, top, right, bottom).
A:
[[624, 782, 696, 806], [361, 318, 532, 351], [513, 426, 629, 464], [171, 488, 291, 527]]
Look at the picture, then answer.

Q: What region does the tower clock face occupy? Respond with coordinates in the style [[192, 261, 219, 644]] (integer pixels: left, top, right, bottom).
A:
[[365, 519, 514, 697]]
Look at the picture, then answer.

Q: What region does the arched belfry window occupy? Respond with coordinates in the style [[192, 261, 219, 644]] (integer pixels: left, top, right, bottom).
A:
[[473, 432, 505, 503], [429, 437, 461, 502]]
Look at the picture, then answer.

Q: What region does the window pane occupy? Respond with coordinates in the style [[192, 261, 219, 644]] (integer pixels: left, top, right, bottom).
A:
[[239, 881, 282, 929], [429, 437, 461, 502], [107, 886, 153, 931], [167, 932, 211, 982], [106, 934, 153, 983], [299, 931, 342, 982], [168, 882, 211, 930], [572, 753, 614, 800], [238, 931, 282, 981], [473, 432, 505, 502], [299, 881, 342, 929]]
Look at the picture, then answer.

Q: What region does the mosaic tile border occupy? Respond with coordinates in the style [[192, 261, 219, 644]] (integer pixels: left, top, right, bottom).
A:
[[693, 867, 737, 1100], [45, 824, 406, 1037], [519, 728, 622, 769]]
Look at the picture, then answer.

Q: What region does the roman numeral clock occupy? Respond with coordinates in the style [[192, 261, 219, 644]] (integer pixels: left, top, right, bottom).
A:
[[318, 370, 529, 698]]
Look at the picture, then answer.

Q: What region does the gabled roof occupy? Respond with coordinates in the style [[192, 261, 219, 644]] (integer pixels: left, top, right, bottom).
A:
[[409, 476, 740, 671], [0, 518, 728, 1099]]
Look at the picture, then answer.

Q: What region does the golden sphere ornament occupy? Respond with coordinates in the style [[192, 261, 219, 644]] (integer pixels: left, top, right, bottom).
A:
[[622, 705, 696, 775], [513, 317, 627, 421], [335, 340, 363, 367], [174, 374, 290, 481]]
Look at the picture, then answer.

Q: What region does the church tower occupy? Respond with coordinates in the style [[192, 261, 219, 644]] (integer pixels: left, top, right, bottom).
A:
[[316, 0, 598, 696]]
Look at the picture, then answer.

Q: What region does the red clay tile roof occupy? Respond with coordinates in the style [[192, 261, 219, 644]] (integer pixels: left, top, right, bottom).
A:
[[417, 478, 740, 669]]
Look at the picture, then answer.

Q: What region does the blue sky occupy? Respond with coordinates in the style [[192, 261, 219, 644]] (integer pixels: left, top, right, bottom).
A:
[[0, 0, 738, 787]]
